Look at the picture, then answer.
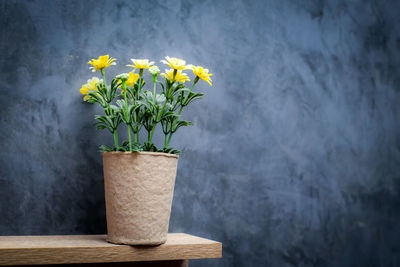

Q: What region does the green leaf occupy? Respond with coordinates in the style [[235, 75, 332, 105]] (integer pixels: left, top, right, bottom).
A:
[[111, 78, 119, 90], [159, 82, 165, 92], [143, 142, 158, 152], [182, 92, 205, 106], [99, 145, 113, 152], [95, 124, 106, 130], [155, 93, 166, 104], [172, 120, 193, 133], [115, 99, 125, 108], [109, 104, 119, 112], [157, 147, 181, 155], [121, 140, 129, 147]]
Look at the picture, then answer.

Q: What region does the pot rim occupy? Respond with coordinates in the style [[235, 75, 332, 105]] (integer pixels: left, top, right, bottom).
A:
[[102, 151, 179, 159]]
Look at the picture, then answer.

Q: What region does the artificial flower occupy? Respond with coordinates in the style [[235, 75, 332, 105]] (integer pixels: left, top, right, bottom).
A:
[[192, 65, 213, 86], [118, 72, 139, 89], [80, 77, 101, 100], [127, 59, 154, 69], [161, 69, 190, 83], [160, 56, 190, 70], [88, 55, 116, 72], [148, 66, 160, 76], [116, 73, 129, 81]]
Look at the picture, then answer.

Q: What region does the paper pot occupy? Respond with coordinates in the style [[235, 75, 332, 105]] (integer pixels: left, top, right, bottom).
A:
[[102, 151, 179, 245]]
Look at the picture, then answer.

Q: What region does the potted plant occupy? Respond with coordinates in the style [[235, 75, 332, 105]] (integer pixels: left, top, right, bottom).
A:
[[79, 55, 212, 245]]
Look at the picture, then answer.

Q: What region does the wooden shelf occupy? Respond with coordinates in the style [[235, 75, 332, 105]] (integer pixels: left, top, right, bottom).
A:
[[0, 233, 222, 266]]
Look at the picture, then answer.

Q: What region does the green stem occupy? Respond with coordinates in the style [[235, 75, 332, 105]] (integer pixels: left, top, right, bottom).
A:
[[157, 98, 168, 122], [164, 134, 169, 148], [147, 129, 152, 143], [166, 69, 178, 98], [138, 69, 144, 96], [149, 123, 156, 142], [133, 121, 138, 144], [101, 69, 107, 87], [132, 102, 138, 145], [166, 133, 172, 148], [122, 82, 132, 151], [165, 105, 183, 146], [113, 130, 119, 151], [165, 77, 199, 149], [172, 69, 177, 83], [178, 106, 184, 116], [182, 77, 198, 106], [147, 77, 159, 143], [127, 125, 132, 151], [152, 78, 157, 102]]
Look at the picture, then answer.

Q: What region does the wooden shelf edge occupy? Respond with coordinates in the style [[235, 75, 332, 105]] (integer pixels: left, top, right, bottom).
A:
[[0, 234, 222, 266]]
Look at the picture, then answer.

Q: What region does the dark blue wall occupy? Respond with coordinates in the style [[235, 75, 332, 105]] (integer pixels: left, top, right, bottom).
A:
[[1, 0, 400, 266]]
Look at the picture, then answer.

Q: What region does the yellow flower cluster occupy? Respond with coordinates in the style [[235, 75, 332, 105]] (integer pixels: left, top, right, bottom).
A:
[[88, 55, 116, 72], [81, 55, 213, 101], [127, 59, 154, 69], [118, 72, 139, 87], [159, 56, 212, 86], [117, 72, 140, 93], [80, 77, 101, 100], [161, 56, 190, 70], [80, 54, 215, 153], [191, 66, 213, 86], [162, 69, 190, 83]]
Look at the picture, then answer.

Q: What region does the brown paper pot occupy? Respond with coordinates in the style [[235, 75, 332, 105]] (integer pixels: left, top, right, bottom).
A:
[[102, 151, 179, 245]]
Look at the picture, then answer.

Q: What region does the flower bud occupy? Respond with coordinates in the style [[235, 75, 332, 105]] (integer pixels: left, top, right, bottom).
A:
[[116, 73, 129, 81], [148, 66, 160, 76]]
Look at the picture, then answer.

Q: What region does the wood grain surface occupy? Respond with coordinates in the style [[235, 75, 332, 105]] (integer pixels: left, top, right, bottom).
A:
[[0, 233, 222, 266]]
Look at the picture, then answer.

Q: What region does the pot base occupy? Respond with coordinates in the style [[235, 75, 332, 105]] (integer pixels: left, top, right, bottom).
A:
[[106, 236, 167, 246]]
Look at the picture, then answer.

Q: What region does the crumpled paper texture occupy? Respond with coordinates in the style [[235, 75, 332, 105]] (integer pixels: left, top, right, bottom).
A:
[[102, 152, 179, 245]]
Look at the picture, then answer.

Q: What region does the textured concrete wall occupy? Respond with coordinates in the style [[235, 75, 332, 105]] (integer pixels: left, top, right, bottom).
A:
[[1, 0, 400, 266]]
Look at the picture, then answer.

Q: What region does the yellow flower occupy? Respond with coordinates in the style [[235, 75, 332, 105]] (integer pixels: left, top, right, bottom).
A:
[[160, 56, 190, 70], [118, 72, 140, 91], [127, 59, 154, 69], [161, 69, 190, 83], [80, 77, 101, 100], [125, 72, 140, 87], [88, 55, 116, 72], [192, 65, 213, 86]]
